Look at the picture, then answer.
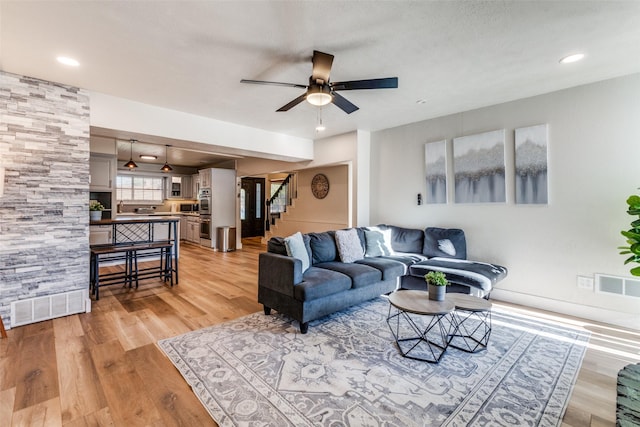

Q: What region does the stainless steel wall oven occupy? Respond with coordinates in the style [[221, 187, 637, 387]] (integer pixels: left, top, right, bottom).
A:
[[198, 188, 211, 215], [200, 215, 211, 239]]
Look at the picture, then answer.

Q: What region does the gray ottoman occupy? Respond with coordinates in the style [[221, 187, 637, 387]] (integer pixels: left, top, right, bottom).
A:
[[402, 258, 508, 298]]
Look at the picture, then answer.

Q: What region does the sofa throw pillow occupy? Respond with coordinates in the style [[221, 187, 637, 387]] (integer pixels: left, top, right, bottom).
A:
[[423, 227, 467, 259], [309, 231, 338, 264], [364, 228, 393, 257], [335, 228, 365, 263], [284, 232, 310, 272], [302, 233, 313, 262], [437, 239, 457, 257], [386, 225, 425, 254], [267, 237, 287, 255]]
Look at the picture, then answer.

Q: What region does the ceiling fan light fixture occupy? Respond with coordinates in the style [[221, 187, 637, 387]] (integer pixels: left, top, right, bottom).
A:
[[241, 50, 397, 114], [306, 85, 332, 106], [125, 139, 138, 169]]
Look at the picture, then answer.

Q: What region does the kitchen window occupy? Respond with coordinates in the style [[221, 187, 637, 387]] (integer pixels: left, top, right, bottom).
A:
[[116, 175, 164, 203]]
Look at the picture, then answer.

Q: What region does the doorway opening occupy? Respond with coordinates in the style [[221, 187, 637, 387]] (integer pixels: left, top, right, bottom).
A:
[[240, 177, 266, 238]]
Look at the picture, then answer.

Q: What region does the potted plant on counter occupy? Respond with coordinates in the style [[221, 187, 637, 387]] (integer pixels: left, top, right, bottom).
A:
[[424, 271, 449, 301], [89, 200, 104, 221]]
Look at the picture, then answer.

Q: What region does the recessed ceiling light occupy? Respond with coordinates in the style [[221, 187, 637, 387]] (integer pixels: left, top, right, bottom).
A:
[[140, 155, 157, 160], [559, 53, 585, 64], [56, 56, 80, 67]]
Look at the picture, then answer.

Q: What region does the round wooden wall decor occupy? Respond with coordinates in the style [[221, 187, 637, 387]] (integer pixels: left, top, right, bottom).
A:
[[311, 173, 330, 199]]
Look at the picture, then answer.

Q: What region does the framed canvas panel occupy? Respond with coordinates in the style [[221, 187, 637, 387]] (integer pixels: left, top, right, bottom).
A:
[[425, 140, 447, 204], [453, 130, 506, 203], [515, 124, 548, 204]]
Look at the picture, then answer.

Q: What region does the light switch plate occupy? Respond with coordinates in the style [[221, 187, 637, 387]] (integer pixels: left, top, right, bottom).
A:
[[577, 276, 594, 290]]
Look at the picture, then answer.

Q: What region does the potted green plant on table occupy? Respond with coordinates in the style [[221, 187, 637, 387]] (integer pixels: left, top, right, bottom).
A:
[[89, 200, 104, 221], [424, 271, 449, 301], [619, 193, 640, 276]]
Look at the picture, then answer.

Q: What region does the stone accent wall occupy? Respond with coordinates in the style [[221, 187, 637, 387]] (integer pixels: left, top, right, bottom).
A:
[[0, 71, 90, 327]]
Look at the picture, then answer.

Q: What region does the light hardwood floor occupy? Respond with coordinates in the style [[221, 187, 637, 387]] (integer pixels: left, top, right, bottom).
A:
[[0, 239, 638, 426]]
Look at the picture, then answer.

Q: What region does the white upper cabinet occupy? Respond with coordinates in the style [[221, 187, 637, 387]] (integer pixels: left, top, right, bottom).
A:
[[199, 169, 211, 189], [89, 155, 116, 191], [166, 175, 193, 199], [192, 173, 200, 197]]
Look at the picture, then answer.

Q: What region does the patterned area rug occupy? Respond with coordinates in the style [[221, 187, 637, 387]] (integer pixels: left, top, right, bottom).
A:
[[158, 297, 589, 427]]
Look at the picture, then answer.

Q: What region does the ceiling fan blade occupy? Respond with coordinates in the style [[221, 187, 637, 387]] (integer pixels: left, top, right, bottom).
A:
[[331, 77, 398, 91], [240, 79, 307, 89], [276, 93, 308, 112], [331, 92, 359, 114], [311, 50, 334, 83]]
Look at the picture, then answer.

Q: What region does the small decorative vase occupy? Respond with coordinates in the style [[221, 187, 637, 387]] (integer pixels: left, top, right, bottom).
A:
[[428, 284, 446, 301], [90, 210, 102, 221]]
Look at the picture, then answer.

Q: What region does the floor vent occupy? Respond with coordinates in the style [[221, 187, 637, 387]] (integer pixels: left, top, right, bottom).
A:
[[596, 274, 640, 298], [10, 289, 87, 327]]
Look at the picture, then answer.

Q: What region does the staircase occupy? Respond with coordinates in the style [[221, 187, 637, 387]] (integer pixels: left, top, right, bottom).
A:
[[264, 173, 296, 241]]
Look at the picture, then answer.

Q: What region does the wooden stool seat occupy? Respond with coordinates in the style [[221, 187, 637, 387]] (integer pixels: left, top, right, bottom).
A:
[[90, 241, 174, 300]]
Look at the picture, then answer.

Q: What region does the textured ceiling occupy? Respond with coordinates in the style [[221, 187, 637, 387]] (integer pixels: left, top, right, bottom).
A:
[[2, 1, 640, 152]]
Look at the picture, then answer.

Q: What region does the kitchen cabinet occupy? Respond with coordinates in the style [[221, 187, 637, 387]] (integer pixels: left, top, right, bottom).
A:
[[90, 155, 116, 191], [192, 174, 200, 197], [182, 175, 193, 199], [153, 222, 169, 241], [180, 217, 187, 240], [186, 217, 200, 243], [151, 221, 179, 258], [166, 175, 193, 199], [199, 169, 211, 189], [89, 225, 112, 245]]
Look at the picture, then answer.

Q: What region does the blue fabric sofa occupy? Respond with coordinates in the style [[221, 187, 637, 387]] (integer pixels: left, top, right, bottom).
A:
[[258, 225, 507, 333]]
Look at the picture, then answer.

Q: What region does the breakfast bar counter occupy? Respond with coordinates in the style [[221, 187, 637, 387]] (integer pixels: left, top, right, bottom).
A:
[[89, 216, 180, 299]]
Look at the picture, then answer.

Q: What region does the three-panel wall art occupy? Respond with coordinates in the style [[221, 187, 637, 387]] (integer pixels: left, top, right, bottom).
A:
[[424, 124, 548, 205]]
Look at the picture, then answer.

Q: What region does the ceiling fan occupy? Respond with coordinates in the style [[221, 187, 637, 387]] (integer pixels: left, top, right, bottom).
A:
[[240, 50, 398, 114]]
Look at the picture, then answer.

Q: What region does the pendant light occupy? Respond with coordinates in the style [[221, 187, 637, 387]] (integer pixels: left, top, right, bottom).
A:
[[124, 139, 138, 169], [161, 145, 173, 172]]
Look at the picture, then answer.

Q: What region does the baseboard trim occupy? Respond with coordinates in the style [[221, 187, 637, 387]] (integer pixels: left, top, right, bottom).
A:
[[491, 288, 640, 331]]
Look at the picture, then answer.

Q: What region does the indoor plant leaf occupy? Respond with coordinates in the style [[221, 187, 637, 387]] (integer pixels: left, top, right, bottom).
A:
[[630, 265, 640, 276]]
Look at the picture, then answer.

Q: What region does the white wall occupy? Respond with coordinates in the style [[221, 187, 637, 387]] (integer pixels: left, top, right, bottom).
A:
[[238, 131, 363, 228], [356, 130, 371, 226], [269, 165, 350, 236], [90, 92, 314, 162], [371, 73, 640, 328]]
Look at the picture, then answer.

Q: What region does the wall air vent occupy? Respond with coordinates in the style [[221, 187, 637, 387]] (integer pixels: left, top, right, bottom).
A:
[[595, 274, 640, 298], [10, 289, 87, 327]]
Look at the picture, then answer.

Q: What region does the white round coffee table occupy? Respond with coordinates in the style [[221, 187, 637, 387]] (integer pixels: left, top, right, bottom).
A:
[[386, 290, 454, 363]]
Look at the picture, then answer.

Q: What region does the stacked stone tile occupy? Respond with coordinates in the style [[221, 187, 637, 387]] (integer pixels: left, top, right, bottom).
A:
[[617, 363, 640, 426], [0, 71, 90, 327]]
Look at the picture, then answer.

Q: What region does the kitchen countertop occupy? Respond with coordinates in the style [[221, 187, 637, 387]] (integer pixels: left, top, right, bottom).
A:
[[117, 212, 200, 217], [91, 216, 180, 225]]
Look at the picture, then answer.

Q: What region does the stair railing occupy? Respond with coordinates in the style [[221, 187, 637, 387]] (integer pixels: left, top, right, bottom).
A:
[[266, 173, 294, 231]]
